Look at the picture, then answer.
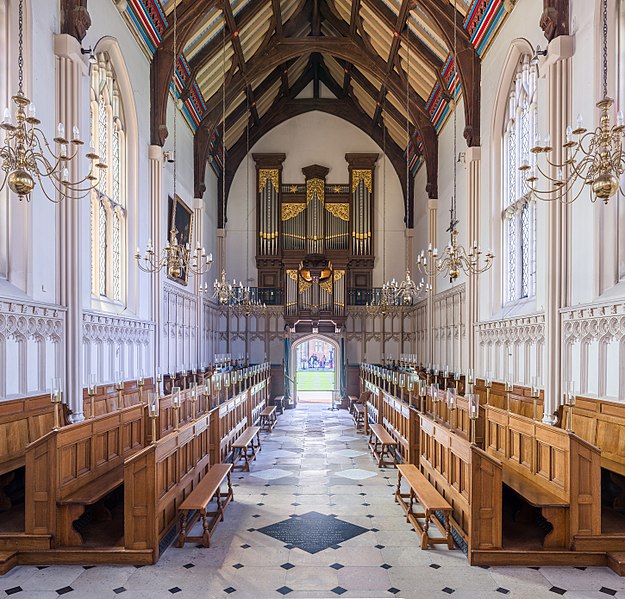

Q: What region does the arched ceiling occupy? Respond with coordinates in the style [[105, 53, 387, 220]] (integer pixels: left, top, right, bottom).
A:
[[120, 0, 510, 222]]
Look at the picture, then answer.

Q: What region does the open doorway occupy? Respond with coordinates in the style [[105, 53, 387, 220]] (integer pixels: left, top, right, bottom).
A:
[[293, 336, 338, 404]]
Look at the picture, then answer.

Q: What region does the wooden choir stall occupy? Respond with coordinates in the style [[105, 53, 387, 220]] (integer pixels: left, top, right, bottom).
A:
[[0, 364, 272, 572], [359, 361, 625, 574]]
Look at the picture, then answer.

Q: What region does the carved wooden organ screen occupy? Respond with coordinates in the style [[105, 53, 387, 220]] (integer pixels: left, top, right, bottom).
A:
[[253, 153, 377, 323]]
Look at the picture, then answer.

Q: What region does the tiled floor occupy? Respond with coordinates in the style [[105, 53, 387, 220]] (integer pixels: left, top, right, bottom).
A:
[[3, 404, 625, 598]]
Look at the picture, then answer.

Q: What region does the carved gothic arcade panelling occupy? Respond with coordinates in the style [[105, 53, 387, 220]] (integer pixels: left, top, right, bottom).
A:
[[163, 284, 197, 374], [82, 311, 154, 385], [562, 301, 625, 401], [0, 299, 66, 398], [476, 312, 545, 386], [432, 285, 466, 373]]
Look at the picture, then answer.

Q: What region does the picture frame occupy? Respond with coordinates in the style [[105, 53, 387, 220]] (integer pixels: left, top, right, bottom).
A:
[[167, 195, 194, 286]]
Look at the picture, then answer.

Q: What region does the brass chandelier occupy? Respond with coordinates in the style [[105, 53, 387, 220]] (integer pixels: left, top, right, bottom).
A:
[[521, 0, 624, 204], [0, 0, 105, 202], [135, 1, 213, 280], [417, 0, 494, 283]]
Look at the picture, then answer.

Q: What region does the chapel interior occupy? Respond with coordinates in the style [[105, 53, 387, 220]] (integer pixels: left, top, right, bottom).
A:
[[0, 0, 624, 596]]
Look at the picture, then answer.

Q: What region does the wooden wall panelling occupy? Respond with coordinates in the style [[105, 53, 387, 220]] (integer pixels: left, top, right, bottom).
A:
[[418, 414, 503, 555], [571, 396, 625, 476], [124, 414, 212, 561], [381, 392, 419, 464]]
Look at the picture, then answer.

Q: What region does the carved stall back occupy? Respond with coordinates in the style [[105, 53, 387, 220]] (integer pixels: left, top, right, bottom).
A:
[[124, 414, 211, 561]]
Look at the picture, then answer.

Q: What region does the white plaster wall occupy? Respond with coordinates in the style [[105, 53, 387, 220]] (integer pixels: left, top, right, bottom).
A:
[[225, 111, 407, 287]]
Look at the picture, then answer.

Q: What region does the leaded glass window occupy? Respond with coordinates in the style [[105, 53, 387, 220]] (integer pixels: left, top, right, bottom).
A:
[[502, 55, 537, 305], [90, 53, 126, 304]]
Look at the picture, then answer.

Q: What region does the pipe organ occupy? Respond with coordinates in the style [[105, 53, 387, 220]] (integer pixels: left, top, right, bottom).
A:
[[254, 153, 377, 328]]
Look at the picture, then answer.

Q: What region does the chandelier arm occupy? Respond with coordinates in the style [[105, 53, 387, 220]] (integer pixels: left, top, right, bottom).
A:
[[33, 172, 64, 203]]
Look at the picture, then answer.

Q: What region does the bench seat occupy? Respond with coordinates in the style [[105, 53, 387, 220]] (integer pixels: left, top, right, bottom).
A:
[[502, 469, 569, 549], [395, 464, 453, 550], [259, 406, 277, 432], [368, 423, 398, 467], [232, 426, 261, 471], [353, 404, 365, 432], [178, 463, 233, 548], [272, 396, 285, 415], [57, 467, 124, 546]]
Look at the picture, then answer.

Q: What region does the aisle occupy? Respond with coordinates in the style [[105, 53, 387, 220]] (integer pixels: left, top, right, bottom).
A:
[[2, 405, 625, 598]]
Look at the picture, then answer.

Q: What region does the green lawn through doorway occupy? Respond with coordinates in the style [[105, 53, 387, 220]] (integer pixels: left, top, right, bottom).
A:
[[296, 370, 335, 391]]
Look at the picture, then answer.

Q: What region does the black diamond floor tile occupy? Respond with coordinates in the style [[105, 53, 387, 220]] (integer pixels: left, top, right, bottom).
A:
[[549, 587, 566, 595], [183, 563, 195, 569], [276, 586, 293, 595], [113, 588, 127, 595], [257, 511, 368, 554], [331, 587, 347, 596], [169, 587, 182, 594], [330, 562, 344, 570], [380, 563, 392, 569], [56, 587, 74, 595], [281, 562, 295, 570], [442, 588, 455, 594], [600, 588, 617, 596], [224, 587, 236, 594], [388, 588, 401, 595], [232, 563, 244, 569], [496, 588, 510, 595], [430, 563, 441, 569], [4, 588, 23, 596]]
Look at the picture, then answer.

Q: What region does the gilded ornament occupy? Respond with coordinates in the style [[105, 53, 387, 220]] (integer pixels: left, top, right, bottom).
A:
[[351, 169, 373, 193], [289, 185, 298, 193], [333, 269, 345, 282], [325, 203, 350, 221], [320, 278, 333, 294], [306, 178, 325, 204], [259, 169, 279, 192], [259, 231, 278, 239], [281, 202, 306, 221], [351, 231, 371, 239]]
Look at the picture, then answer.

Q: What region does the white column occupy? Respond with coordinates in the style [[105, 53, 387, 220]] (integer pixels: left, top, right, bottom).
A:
[[543, 35, 573, 424], [148, 144, 163, 375], [427, 199, 438, 364], [465, 147, 481, 370], [193, 197, 203, 367], [54, 34, 86, 422]]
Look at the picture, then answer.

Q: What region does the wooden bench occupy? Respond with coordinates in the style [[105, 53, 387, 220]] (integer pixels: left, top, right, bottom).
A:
[[348, 395, 359, 415], [272, 396, 285, 415], [57, 468, 124, 546], [502, 469, 569, 549], [353, 404, 365, 432], [395, 464, 453, 550], [177, 463, 233, 548], [232, 426, 262, 471], [368, 423, 398, 467], [259, 406, 277, 432]]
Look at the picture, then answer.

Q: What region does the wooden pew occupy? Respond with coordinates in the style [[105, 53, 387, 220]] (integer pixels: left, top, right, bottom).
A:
[[570, 396, 625, 477], [25, 403, 144, 547], [249, 381, 267, 427], [151, 385, 210, 442], [380, 391, 419, 464], [124, 413, 213, 561], [82, 379, 155, 419], [396, 463, 453, 550], [485, 405, 601, 549], [474, 379, 545, 421], [232, 426, 262, 471], [210, 391, 250, 466], [177, 463, 233, 548], [368, 424, 398, 468], [419, 414, 503, 557], [259, 406, 277, 432]]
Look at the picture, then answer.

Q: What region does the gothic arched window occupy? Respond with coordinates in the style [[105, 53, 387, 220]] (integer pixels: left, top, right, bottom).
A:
[[90, 53, 126, 304], [502, 55, 537, 305]]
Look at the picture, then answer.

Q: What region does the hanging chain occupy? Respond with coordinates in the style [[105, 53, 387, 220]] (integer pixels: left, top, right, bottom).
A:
[[18, 0, 24, 95], [173, 1, 177, 206], [383, 124, 386, 283], [222, 18, 226, 229], [452, 0, 458, 227], [602, 0, 608, 99], [245, 92, 250, 285], [405, 22, 410, 270]]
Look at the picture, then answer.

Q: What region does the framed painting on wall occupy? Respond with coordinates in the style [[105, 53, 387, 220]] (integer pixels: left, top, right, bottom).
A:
[[167, 195, 194, 286]]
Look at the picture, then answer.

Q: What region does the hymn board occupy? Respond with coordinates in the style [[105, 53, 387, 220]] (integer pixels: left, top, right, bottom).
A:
[[254, 154, 377, 327]]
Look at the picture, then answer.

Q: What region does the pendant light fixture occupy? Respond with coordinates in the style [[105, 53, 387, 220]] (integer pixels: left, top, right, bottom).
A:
[[417, 0, 494, 282], [0, 0, 106, 201]]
